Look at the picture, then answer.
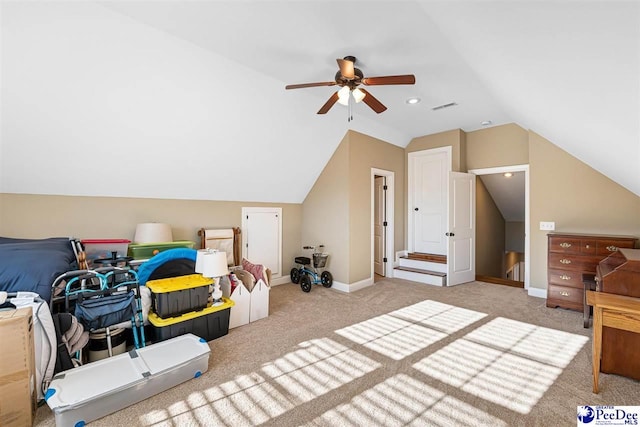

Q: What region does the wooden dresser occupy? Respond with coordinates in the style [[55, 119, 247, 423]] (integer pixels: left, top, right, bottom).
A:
[[546, 232, 637, 311]]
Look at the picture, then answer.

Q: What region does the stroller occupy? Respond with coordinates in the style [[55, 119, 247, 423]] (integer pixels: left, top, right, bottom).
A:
[[51, 267, 146, 364]]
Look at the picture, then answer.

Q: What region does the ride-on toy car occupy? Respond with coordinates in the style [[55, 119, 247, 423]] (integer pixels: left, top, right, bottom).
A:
[[290, 245, 333, 292]]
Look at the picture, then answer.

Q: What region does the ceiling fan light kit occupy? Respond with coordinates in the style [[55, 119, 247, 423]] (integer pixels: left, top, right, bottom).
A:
[[285, 55, 416, 120]]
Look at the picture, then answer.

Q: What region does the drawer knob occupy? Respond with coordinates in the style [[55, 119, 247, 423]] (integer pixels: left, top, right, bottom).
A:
[[606, 245, 618, 252], [585, 244, 590, 249], [560, 242, 572, 248], [560, 274, 571, 281], [560, 259, 572, 264], [560, 291, 570, 297]]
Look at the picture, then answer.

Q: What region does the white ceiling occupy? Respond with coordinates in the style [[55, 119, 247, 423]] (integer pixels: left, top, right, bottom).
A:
[[97, 1, 640, 198], [479, 172, 526, 222]]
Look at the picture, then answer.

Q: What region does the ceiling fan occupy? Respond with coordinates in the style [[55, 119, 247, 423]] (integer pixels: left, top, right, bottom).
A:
[[285, 56, 416, 118]]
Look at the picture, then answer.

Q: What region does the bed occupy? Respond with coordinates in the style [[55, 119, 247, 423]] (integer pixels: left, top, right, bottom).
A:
[[0, 237, 79, 302]]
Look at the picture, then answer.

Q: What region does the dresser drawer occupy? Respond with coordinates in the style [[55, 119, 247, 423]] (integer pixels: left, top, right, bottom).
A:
[[549, 237, 582, 254], [581, 240, 597, 255], [548, 268, 584, 289], [546, 284, 583, 310], [548, 253, 601, 272], [596, 239, 635, 256]]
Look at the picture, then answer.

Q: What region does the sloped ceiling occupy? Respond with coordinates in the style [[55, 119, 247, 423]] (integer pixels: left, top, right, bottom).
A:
[[2, 1, 638, 202], [479, 173, 526, 222], [101, 0, 640, 198]]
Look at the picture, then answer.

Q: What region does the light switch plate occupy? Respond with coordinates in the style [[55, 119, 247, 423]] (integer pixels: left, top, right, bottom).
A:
[[540, 221, 555, 231]]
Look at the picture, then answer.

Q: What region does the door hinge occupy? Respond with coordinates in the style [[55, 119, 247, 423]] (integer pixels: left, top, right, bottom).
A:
[[383, 257, 388, 263], [383, 221, 388, 227]]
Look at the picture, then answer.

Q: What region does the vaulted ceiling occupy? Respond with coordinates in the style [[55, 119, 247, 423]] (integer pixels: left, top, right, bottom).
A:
[[100, 1, 640, 198], [2, 1, 638, 202]]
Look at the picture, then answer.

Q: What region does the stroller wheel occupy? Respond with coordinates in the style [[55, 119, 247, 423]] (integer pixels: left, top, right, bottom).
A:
[[321, 271, 333, 288], [290, 268, 301, 284], [300, 274, 312, 293]]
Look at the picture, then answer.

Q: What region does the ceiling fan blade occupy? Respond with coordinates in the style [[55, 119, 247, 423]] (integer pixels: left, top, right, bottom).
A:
[[285, 81, 336, 90], [361, 74, 416, 86], [360, 89, 387, 114], [336, 58, 355, 79], [317, 91, 340, 114]]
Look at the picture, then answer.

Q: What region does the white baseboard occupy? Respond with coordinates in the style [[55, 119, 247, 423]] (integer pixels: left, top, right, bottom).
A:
[[331, 277, 374, 293], [270, 275, 289, 286], [528, 287, 547, 299]]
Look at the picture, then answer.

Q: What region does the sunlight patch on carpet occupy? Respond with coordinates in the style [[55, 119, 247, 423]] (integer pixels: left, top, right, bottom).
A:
[[390, 300, 487, 334], [413, 318, 588, 414], [262, 338, 381, 403], [140, 373, 295, 426], [464, 317, 588, 368], [335, 300, 486, 360], [313, 374, 506, 427]]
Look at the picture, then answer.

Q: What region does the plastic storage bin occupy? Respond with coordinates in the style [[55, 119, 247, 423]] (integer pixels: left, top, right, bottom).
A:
[[128, 241, 195, 259], [45, 334, 210, 427], [148, 298, 234, 342], [146, 274, 212, 318], [81, 239, 131, 265]]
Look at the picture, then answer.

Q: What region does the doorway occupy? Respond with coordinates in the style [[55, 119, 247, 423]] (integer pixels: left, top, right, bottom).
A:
[[371, 168, 394, 282], [468, 165, 529, 289]]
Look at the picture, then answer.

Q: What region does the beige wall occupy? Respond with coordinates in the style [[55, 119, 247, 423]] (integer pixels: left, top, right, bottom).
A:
[[466, 123, 529, 171], [505, 221, 525, 253], [302, 130, 405, 285], [407, 129, 465, 172], [528, 131, 640, 290], [348, 131, 405, 283], [0, 193, 302, 275], [475, 177, 505, 277], [302, 134, 351, 283]]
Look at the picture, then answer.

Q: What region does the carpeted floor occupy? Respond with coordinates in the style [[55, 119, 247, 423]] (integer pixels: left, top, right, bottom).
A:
[[34, 278, 640, 426]]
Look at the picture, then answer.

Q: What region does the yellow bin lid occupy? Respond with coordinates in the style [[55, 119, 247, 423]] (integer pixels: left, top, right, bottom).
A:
[[148, 297, 235, 327], [146, 274, 212, 293]]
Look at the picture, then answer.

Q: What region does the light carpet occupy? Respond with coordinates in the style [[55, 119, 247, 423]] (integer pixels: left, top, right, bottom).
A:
[[34, 278, 640, 426]]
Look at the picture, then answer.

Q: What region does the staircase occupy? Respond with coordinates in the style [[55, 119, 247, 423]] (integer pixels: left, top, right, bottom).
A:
[[394, 252, 447, 286]]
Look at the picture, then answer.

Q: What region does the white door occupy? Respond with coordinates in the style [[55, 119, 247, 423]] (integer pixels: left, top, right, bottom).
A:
[[242, 207, 282, 278], [374, 176, 386, 276], [408, 148, 451, 254], [447, 172, 475, 286]]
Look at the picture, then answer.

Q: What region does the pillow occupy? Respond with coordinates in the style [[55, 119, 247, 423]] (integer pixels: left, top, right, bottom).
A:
[[241, 258, 268, 286]]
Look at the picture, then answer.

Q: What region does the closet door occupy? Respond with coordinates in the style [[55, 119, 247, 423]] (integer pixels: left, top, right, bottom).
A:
[[242, 207, 282, 278]]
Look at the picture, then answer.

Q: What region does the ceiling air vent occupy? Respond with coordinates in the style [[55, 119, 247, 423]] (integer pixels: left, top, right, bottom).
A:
[[431, 102, 458, 111]]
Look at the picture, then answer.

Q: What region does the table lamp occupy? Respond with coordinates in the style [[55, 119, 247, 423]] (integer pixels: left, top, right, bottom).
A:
[[195, 249, 229, 306]]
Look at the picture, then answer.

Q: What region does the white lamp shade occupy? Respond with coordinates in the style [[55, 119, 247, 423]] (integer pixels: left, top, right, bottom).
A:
[[352, 88, 365, 103], [196, 250, 229, 278], [134, 223, 173, 243], [337, 86, 350, 106]]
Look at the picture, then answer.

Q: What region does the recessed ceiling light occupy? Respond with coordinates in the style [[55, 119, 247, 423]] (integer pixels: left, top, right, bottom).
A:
[[504, 172, 513, 178], [406, 97, 421, 105], [481, 120, 493, 126]]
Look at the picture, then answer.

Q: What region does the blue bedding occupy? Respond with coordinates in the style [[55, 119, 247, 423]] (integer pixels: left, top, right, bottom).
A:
[[0, 237, 78, 302]]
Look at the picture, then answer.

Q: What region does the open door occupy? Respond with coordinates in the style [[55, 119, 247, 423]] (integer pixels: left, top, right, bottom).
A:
[[447, 172, 475, 286], [374, 176, 386, 276]]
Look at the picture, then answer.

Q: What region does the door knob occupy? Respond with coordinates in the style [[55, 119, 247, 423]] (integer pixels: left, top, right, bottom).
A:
[[414, 207, 419, 211]]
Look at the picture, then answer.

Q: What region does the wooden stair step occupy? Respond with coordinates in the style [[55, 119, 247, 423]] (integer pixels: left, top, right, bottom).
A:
[[406, 252, 447, 264], [394, 266, 447, 277]]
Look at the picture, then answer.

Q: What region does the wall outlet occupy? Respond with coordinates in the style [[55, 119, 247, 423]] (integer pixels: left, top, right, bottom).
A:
[[540, 221, 555, 231]]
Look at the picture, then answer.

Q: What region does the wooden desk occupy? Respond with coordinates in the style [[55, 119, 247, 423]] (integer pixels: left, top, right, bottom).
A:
[[586, 290, 640, 393]]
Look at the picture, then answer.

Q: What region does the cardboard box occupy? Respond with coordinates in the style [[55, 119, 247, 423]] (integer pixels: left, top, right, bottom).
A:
[[0, 307, 36, 427]]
